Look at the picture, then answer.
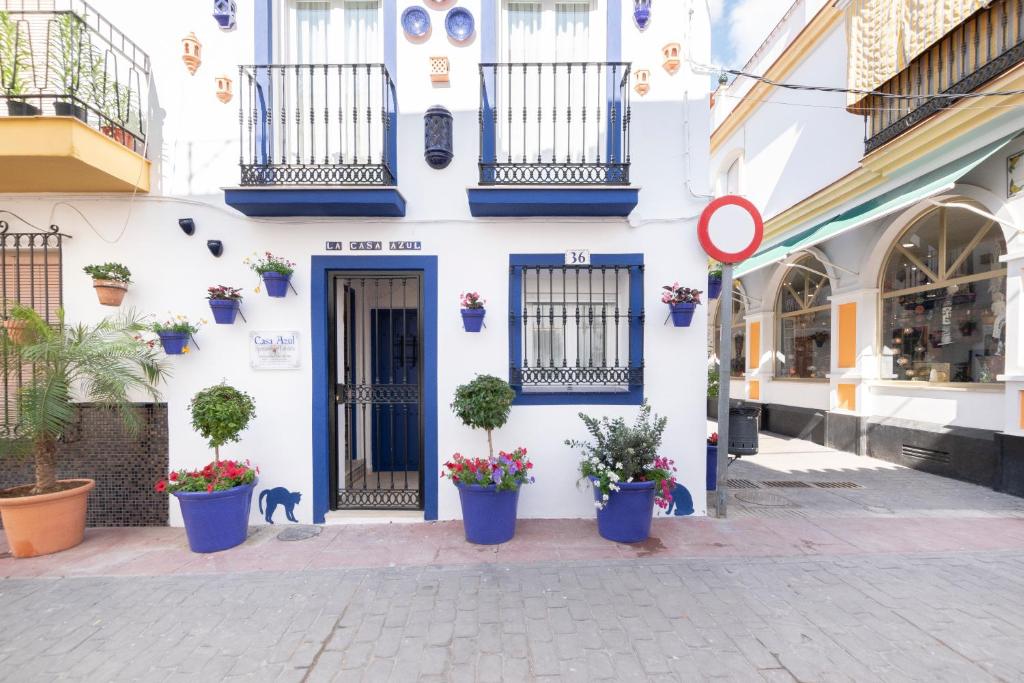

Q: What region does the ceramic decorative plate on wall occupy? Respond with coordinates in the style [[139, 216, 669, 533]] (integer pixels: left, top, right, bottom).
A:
[[445, 7, 474, 42], [402, 6, 431, 38]]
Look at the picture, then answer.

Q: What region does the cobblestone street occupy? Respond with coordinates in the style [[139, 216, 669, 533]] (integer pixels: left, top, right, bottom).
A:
[[3, 551, 1024, 682]]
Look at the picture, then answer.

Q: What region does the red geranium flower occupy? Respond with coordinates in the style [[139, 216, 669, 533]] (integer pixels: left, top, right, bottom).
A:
[[169, 471, 179, 482], [154, 480, 167, 493], [207, 483, 214, 493]]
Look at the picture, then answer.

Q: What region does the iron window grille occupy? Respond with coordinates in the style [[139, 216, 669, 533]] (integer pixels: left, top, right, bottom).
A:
[[509, 254, 643, 405], [1, 226, 64, 438], [478, 62, 632, 185]]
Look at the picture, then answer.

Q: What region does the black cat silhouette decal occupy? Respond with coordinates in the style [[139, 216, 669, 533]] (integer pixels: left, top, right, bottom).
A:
[[259, 487, 302, 524]]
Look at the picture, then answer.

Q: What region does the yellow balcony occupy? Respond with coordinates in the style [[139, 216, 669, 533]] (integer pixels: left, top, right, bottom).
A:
[[0, 117, 150, 193]]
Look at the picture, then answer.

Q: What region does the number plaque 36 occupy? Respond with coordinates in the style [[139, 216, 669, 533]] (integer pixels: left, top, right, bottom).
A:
[[564, 249, 591, 265]]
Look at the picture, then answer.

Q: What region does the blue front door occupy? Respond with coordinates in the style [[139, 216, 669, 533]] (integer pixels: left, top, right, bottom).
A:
[[370, 309, 419, 472]]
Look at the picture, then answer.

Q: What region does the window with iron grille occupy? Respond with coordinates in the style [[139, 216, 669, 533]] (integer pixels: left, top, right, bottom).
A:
[[509, 254, 643, 405], [1, 229, 63, 437]]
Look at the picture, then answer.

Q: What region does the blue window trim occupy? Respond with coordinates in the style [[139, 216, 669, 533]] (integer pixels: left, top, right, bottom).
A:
[[254, 0, 398, 181], [508, 253, 643, 406], [311, 256, 439, 523]]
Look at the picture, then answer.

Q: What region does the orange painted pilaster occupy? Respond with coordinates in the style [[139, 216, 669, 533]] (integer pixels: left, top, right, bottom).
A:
[[837, 383, 856, 412], [838, 302, 857, 369], [749, 380, 760, 401], [748, 322, 761, 371]]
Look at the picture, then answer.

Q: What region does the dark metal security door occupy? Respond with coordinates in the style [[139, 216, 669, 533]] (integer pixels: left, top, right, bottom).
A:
[[330, 273, 423, 510]]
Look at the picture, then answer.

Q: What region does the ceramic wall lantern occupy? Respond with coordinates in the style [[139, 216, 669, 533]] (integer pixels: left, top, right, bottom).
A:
[[633, 69, 650, 97], [216, 75, 233, 103], [424, 105, 454, 170], [633, 0, 651, 31], [213, 0, 237, 30], [430, 56, 450, 84], [182, 33, 202, 75], [662, 42, 681, 75]]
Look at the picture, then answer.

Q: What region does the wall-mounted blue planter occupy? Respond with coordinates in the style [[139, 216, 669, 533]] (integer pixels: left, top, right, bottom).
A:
[[461, 307, 485, 332], [708, 274, 722, 300], [157, 331, 189, 355], [669, 302, 696, 327], [209, 299, 240, 324], [262, 272, 291, 298], [213, 0, 237, 30]]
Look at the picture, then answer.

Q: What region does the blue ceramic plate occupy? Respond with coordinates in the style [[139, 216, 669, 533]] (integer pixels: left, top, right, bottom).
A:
[[445, 7, 474, 42], [401, 6, 431, 37]]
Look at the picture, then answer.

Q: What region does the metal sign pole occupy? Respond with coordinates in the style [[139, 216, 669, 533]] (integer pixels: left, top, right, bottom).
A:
[[714, 262, 734, 518]]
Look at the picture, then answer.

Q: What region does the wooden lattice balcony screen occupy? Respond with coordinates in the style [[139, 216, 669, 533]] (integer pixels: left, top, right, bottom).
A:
[[0, 230, 63, 437]]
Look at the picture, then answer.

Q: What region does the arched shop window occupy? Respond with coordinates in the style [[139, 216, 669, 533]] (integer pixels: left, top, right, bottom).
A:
[[881, 204, 1007, 383], [775, 254, 832, 379], [714, 283, 746, 378]]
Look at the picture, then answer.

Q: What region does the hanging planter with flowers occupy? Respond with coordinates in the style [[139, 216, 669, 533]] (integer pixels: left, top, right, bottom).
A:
[[460, 291, 486, 332], [661, 282, 703, 327], [707, 263, 723, 300], [83, 262, 132, 307], [150, 315, 204, 354], [207, 285, 243, 324], [246, 252, 296, 298]]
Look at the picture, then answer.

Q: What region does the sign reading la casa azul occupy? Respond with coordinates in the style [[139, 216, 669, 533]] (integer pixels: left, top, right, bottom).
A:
[[250, 331, 300, 370], [324, 241, 422, 251]]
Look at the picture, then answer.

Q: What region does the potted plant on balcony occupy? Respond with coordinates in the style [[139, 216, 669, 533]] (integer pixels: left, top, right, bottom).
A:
[[460, 291, 486, 332], [662, 282, 703, 327], [150, 314, 204, 355], [247, 252, 295, 298], [99, 81, 139, 151], [448, 374, 531, 544], [48, 12, 90, 122], [0, 11, 40, 117], [567, 403, 677, 544], [83, 262, 131, 306], [708, 263, 723, 300], [156, 383, 258, 553], [207, 285, 243, 324], [0, 305, 166, 558]]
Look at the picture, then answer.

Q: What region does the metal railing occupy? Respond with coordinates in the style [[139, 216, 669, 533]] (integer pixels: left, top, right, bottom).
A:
[[0, 0, 149, 153], [238, 63, 397, 186], [479, 62, 632, 185], [863, 0, 1024, 153]]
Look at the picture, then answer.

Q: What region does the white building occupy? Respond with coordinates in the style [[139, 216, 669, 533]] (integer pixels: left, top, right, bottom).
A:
[[710, 0, 1024, 494], [0, 0, 713, 525]]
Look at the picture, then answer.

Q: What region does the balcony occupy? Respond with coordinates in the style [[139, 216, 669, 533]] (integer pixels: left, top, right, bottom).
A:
[[224, 63, 404, 218], [468, 61, 639, 217], [0, 0, 150, 192], [863, 0, 1024, 154]]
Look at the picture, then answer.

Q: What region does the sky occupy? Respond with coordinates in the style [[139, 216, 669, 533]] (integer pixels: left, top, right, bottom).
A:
[[709, 0, 794, 71]]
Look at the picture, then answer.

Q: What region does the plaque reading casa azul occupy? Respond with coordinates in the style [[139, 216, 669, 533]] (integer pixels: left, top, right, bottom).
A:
[[250, 331, 300, 370]]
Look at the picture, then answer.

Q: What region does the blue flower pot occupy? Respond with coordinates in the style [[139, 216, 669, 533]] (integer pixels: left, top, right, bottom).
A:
[[591, 477, 655, 543], [157, 331, 189, 355], [457, 483, 520, 544], [262, 272, 291, 298], [209, 299, 240, 324], [708, 275, 722, 300], [461, 308, 486, 332], [706, 443, 718, 491], [669, 302, 696, 327], [174, 481, 256, 553]]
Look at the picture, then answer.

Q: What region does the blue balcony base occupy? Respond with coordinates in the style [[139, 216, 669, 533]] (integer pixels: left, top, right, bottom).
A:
[[467, 187, 639, 217], [224, 187, 406, 217]]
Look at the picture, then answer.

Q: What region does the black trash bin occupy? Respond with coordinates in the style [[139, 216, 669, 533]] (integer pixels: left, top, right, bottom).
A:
[[728, 406, 760, 456]]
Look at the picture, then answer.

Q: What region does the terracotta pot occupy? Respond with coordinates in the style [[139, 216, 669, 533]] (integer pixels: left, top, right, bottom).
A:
[[100, 125, 136, 152], [1, 319, 30, 345], [92, 279, 128, 306], [0, 479, 95, 558]]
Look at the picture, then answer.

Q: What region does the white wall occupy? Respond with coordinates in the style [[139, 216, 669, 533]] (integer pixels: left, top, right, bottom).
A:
[[2, 0, 713, 523]]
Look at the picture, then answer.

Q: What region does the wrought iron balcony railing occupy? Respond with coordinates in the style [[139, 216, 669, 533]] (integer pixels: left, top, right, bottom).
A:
[[478, 62, 632, 185], [238, 64, 396, 186], [0, 0, 150, 153], [863, 0, 1024, 154]]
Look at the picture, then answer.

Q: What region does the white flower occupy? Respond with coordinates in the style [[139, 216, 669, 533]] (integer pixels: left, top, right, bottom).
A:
[[616, 462, 623, 469], [602, 494, 609, 501], [594, 501, 602, 508], [627, 477, 634, 482], [609, 472, 620, 482]]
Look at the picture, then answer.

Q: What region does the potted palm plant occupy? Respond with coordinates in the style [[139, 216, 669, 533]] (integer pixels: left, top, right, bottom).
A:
[[48, 12, 90, 122], [83, 262, 131, 306], [156, 384, 258, 553], [568, 403, 677, 544], [0, 11, 39, 116], [447, 374, 532, 544], [0, 305, 166, 558]]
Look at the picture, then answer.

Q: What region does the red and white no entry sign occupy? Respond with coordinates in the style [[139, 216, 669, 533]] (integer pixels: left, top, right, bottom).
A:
[[698, 195, 764, 264]]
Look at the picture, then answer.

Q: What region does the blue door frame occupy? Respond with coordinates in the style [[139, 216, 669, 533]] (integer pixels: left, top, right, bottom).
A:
[[311, 256, 438, 523]]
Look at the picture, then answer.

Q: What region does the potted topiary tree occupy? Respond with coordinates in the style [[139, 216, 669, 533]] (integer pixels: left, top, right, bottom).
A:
[[446, 374, 533, 544], [567, 403, 677, 543], [156, 383, 258, 553], [0, 11, 39, 116], [0, 305, 167, 558], [83, 262, 131, 306]]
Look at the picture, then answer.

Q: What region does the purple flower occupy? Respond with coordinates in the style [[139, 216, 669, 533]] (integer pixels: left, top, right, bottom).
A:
[[509, 462, 519, 474], [491, 470, 503, 485]]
